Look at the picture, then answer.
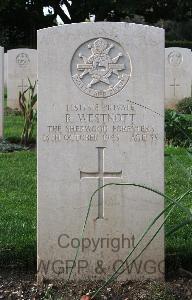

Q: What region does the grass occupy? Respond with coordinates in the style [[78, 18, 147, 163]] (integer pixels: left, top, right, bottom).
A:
[[0, 113, 191, 272], [0, 108, 37, 268], [0, 150, 36, 268], [165, 146, 192, 271], [5, 114, 36, 144]]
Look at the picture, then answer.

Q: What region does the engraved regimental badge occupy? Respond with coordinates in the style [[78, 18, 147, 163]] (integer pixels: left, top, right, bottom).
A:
[[16, 53, 30, 66], [168, 51, 183, 66], [71, 38, 132, 98]]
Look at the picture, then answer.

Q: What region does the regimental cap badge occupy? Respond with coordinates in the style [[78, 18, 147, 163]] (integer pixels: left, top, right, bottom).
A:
[[16, 53, 30, 67], [92, 38, 108, 52], [168, 51, 183, 66], [71, 37, 132, 98]]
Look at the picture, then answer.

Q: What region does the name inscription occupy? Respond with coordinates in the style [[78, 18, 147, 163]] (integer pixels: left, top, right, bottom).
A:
[[42, 101, 159, 144]]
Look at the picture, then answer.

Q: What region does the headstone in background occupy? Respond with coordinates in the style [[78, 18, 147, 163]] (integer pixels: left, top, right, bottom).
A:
[[38, 23, 165, 281], [0, 47, 4, 139], [4, 53, 7, 88], [165, 47, 192, 108], [7, 48, 37, 109]]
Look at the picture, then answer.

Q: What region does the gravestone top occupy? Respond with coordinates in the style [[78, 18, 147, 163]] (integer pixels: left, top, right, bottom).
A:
[[165, 47, 192, 108], [38, 22, 165, 282], [7, 48, 37, 109]]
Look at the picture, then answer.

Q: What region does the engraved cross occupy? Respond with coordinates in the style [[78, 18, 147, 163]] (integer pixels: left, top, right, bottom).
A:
[[18, 79, 28, 93], [170, 78, 180, 96], [80, 147, 122, 219]]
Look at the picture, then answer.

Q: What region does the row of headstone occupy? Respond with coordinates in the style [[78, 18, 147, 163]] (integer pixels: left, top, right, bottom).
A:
[[3, 47, 192, 111], [0, 48, 37, 139], [6, 49, 37, 109], [165, 47, 192, 108], [1, 22, 190, 282]]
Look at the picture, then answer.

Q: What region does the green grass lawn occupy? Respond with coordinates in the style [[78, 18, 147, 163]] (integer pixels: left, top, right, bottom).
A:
[[4, 114, 24, 143], [0, 150, 36, 268], [4, 114, 36, 144], [0, 113, 36, 268], [0, 114, 191, 272], [165, 146, 192, 271]]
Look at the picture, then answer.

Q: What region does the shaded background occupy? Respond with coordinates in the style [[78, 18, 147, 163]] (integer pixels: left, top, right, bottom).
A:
[[0, 0, 191, 50]]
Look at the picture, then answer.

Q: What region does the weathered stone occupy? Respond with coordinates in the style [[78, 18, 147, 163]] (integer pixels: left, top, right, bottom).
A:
[[165, 47, 192, 108], [38, 22, 165, 282], [7, 48, 37, 109]]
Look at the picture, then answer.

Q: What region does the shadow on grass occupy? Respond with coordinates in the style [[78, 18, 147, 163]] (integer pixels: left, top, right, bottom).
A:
[[0, 245, 36, 271]]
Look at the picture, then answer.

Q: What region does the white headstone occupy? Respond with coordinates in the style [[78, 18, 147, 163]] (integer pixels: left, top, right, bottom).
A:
[[0, 47, 4, 139], [38, 23, 165, 281], [165, 47, 192, 108], [7, 48, 37, 109], [4, 53, 7, 88]]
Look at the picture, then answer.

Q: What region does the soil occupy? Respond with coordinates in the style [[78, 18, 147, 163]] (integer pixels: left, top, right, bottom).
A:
[[0, 269, 192, 300]]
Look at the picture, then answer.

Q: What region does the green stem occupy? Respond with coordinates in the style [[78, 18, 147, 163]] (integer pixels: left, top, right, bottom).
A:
[[67, 183, 191, 283], [91, 190, 192, 298]]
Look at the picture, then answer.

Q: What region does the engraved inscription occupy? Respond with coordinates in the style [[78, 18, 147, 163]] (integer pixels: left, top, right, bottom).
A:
[[80, 147, 122, 219], [16, 53, 30, 66], [71, 38, 132, 98], [42, 102, 159, 144], [168, 51, 183, 66]]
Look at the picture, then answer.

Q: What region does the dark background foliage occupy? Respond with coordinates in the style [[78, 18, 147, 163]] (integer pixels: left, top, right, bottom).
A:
[[0, 0, 191, 50]]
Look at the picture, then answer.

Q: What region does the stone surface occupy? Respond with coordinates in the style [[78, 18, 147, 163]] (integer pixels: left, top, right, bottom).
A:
[[7, 48, 37, 109], [38, 22, 165, 282], [0, 47, 4, 139], [4, 53, 7, 88], [165, 47, 192, 108]]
